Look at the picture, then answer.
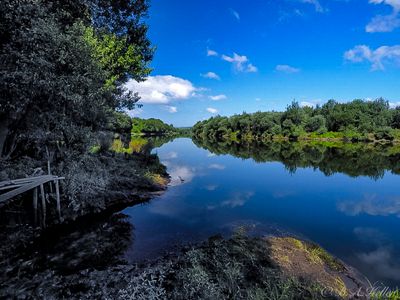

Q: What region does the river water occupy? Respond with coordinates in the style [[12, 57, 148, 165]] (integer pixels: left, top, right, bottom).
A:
[[123, 138, 400, 288]]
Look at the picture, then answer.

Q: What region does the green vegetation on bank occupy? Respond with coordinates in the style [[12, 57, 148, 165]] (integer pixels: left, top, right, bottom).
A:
[[193, 99, 400, 143], [129, 117, 192, 137], [131, 118, 180, 136]]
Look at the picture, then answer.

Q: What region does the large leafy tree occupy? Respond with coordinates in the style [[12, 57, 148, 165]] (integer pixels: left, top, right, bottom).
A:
[[0, 0, 153, 158]]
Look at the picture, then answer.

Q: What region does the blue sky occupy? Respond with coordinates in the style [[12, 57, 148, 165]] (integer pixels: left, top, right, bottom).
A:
[[125, 0, 400, 127]]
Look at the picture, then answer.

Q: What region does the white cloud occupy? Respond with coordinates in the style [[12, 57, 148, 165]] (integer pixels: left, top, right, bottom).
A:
[[201, 71, 220, 80], [208, 163, 226, 170], [366, 14, 400, 32], [246, 64, 258, 72], [300, 0, 325, 13], [389, 101, 400, 108], [125, 75, 197, 104], [367, 0, 400, 32], [207, 49, 218, 57], [276, 64, 300, 73], [300, 99, 323, 107], [167, 106, 178, 113], [230, 8, 240, 21], [207, 107, 218, 114], [344, 45, 400, 70], [222, 53, 258, 73], [209, 94, 227, 101]]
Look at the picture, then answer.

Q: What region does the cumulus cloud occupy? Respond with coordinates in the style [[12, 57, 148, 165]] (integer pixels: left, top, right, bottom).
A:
[[275, 64, 300, 73], [367, 0, 400, 32], [366, 14, 400, 32], [344, 45, 400, 70], [207, 107, 218, 114], [209, 94, 227, 101], [230, 8, 240, 21], [207, 49, 218, 57], [166, 106, 177, 113], [201, 71, 220, 80], [125, 75, 197, 104], [222, 53, 258, 73]]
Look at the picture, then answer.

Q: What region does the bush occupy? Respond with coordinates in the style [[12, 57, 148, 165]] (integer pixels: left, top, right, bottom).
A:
[[374, 127, 395, 141], [305, 115, 326, 133]]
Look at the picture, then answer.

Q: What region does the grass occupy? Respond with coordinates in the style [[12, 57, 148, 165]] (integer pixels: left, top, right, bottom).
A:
[[144, 172, 169, 186], [111, 137, 148, 154]]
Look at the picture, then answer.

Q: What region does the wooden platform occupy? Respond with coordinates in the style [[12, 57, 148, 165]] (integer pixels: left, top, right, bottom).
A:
[[0, 175, 65, 225]]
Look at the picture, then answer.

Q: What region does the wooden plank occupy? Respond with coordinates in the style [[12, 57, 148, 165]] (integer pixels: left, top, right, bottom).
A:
[[0, 184, 25, 191], [0, 175, 51, 187], [33, 187, 38, 225], [0, 176, 53, 204], [40, 184, 46, 227], [55, 180, 61, 220]]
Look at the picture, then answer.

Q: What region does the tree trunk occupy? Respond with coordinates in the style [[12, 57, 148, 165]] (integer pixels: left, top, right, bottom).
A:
[[0, 119, 9, 157]]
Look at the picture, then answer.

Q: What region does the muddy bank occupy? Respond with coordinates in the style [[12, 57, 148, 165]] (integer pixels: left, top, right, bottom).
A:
[[1, 230, 373, 299]]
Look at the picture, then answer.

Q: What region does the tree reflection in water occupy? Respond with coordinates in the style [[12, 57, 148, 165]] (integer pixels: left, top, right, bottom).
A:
[[193, 138, 400, 179]]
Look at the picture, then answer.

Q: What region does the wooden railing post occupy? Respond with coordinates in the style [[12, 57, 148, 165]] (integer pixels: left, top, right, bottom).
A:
[[40, 184, 46, 227], [55, 180, 61, 220], [33, 187, 38, 225]]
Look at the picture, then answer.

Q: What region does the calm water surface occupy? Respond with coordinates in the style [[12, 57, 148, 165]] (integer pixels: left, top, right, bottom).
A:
[[124, 138, 400, 287]]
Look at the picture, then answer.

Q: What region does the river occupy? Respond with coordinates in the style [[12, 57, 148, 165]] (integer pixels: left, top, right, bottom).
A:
[[124, 137, 400, 287]]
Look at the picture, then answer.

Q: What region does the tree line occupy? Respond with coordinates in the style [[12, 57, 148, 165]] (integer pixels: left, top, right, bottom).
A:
[[193, 99, 400, 143], [131, 118, 179, 136]]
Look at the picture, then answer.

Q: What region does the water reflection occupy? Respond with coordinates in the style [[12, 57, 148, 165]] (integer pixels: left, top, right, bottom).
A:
[[193, 138, 400, 179], [338, 194, 400, 217], [123, 138, 400, 287]]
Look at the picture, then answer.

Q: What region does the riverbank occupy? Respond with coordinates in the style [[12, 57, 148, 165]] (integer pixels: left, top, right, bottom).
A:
[[0, 230, 373, 299], [0, 145, 169, 298]]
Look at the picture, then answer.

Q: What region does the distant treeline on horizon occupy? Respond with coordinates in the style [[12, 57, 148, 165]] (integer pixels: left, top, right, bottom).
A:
[[193, 99, 400, 143]]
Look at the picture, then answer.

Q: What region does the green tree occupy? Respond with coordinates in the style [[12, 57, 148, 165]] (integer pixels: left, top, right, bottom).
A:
[[0, 0, 153, 158], [305, 115, 326, 133]]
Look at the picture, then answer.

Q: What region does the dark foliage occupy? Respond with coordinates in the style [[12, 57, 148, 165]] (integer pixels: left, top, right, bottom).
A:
[[0, 0, 153, 159]]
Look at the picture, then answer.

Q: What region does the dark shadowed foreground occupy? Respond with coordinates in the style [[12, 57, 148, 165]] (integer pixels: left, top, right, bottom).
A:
[[0, 226, 370, 299]]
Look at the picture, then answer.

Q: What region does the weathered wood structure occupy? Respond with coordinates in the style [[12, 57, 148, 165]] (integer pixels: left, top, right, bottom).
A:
[[0, 175, 64, 226]]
